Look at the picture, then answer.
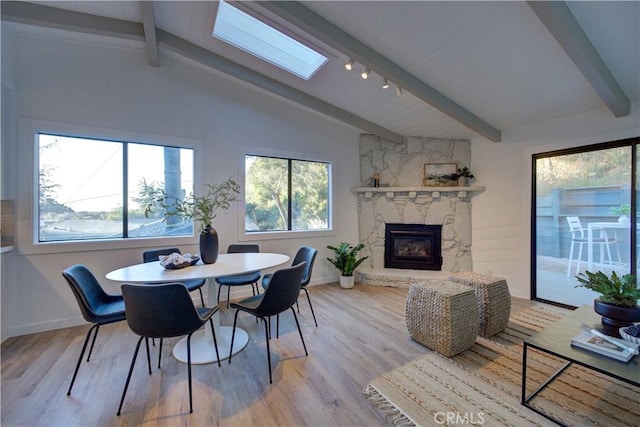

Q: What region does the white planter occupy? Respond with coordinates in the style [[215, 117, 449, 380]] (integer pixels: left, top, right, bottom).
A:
[[340, 275, 355, 289]]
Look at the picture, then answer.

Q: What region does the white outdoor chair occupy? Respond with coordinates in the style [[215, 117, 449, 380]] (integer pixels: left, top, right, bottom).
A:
[[566, 216, 621, 276]]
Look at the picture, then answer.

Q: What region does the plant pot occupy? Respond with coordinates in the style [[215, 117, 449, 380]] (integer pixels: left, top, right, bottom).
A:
[[593, 298, 640, 337], [340, 275, 354, 289], [199, 225, 219, 264]]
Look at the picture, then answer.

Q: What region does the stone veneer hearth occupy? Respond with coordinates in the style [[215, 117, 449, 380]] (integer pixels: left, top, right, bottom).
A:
[[354, 135, 485, 287]]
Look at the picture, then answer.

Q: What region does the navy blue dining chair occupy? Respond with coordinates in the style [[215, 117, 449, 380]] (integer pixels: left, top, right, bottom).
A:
[[62, 264, 126, 395]]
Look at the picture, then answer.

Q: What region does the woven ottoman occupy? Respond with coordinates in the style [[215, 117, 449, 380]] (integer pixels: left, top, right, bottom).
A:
[[406, 280, 479, 357], [447, 272, 511, 337]]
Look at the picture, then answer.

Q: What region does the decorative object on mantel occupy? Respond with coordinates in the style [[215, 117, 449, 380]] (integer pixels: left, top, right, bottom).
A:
[[152, 177, 240, 264], [372, 172, 380, 188], [575, 270, 640, 337], [456, 166, 475, 187], [422, 163, 458, 187], [327, 242, 369, 289]]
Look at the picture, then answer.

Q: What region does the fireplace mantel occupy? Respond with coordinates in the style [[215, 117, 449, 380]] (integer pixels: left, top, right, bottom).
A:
[[352, 186, 485, 199]]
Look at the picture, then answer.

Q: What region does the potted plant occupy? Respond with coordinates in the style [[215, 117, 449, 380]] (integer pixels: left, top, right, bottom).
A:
[[327, 242, 368, 289], [608, 204, 631, 224], [157, 177, 240, 264], [456, 166, 474, 186], [575, 270, 640, 336]]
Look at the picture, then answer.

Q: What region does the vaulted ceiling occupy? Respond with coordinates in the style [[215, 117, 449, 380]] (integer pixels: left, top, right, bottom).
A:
[[2, 1, 639, 143]]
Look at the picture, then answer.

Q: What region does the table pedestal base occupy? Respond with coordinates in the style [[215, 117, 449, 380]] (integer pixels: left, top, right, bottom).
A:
[[172, 326, 248, 365]]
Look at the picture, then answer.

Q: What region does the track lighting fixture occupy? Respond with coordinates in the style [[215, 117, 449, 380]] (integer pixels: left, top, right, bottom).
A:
[[382, 78, 390, 89], [396, 86, 404, 96], [361, 68, 371, 79], [345, 59, 354, 71]]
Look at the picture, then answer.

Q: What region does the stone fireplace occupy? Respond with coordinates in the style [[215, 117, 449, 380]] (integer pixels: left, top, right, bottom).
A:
[[354, 135, 484, 286]]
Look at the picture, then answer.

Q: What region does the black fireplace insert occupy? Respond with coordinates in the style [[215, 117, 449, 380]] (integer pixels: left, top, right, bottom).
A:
[[384, 223, 442, 270]]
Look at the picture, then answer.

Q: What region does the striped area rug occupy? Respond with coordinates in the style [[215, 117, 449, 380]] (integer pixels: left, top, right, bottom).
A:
[[363, 306, 640, 426]]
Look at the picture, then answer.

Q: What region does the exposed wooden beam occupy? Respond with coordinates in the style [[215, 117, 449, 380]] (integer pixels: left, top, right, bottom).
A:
[[140, 1, 160, 67], [0, 1, 144, 41], [0, 2, 403, 143], [256, 1, 502, 142], [156, 30, 404, 143], [528, 1, 630, 118]]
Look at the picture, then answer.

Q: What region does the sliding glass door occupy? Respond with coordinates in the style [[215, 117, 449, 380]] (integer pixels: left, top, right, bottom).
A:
[[532, 138, 638, 307]]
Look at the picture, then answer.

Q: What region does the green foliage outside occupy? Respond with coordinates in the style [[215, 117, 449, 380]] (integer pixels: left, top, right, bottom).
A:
[[245, 156, 329, 231], [536, 147, 631, 196]]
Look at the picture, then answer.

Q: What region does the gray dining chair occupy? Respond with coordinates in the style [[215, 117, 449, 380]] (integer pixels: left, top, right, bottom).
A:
[[228, 262, 308, 384], [215, 244, 261, 308], [262, 246, 318, 337], [62, 264, 126, 395], [117, 283, 221, 415], [143, 247, 206, 306]]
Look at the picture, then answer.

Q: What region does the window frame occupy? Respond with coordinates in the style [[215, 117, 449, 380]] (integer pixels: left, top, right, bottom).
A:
[[18, 119, 203, 255], [530, 137, 639, 308], [237, 145, 336, 242]]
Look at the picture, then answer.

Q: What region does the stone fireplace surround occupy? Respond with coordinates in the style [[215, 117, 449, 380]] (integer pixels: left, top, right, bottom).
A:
[[354, 135, 485, 287]]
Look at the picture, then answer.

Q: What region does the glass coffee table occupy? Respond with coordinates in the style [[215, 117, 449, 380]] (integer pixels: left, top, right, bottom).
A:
[[521, 305, 639, 425]]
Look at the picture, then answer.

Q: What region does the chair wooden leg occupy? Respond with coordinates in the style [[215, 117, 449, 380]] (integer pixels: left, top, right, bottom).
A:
[[290, 307, 308, 356], [228, 310, 241, 363], [302, 288, 318, 327], [67, 323, 98, 395], [227, 287, 231, 309], [117, 337, 144, 416]]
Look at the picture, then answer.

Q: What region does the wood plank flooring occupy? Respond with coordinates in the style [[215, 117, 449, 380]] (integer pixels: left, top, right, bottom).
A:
[[1, 283, 558, 426]]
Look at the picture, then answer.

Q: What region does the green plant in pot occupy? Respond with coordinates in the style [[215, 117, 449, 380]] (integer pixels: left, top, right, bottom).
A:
[[158, 177, 240, 264], [608, 204, 631, 224], [575, 270, 640, 336], [327, 242, 368, 289], [456, 166, 474, 186]]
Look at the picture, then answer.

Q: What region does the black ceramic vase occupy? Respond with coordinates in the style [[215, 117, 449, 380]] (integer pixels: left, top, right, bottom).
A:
[[199, 225, 219, 264], [593, 298, 640, 337]]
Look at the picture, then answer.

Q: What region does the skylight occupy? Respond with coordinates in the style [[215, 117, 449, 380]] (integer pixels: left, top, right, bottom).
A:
[[212, 0, 328, 80]]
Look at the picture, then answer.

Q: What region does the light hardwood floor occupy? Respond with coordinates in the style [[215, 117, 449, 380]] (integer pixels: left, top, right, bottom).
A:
[[1, 283, 552, 426]]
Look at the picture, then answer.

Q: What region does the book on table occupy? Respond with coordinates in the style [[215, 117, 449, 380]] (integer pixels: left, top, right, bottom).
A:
[[570, 331, 637, 362]]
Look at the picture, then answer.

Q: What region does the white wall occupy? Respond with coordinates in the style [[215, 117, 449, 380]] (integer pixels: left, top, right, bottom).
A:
[[471, 104, 640, 299], [1, 29, 361, 339]]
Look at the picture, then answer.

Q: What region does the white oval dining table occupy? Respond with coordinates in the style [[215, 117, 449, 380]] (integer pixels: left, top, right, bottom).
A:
[[106, 252, 290, 365]]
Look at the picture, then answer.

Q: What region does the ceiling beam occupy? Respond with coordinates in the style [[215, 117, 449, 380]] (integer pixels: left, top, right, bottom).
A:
[[1, 1, 144, 41], [0, 2, 403, 143], [256, 1, 502, 142], [156, 30, 404, 143], [140, 1, 160, 67], [528, 1, 630, 118]]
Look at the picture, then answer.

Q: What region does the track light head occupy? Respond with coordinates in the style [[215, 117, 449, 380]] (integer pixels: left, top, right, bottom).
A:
[[345, 59, 354, 71], [361, 68, 371, 79], [382, 78, 390, 89], [396, 86, 404, 96]]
